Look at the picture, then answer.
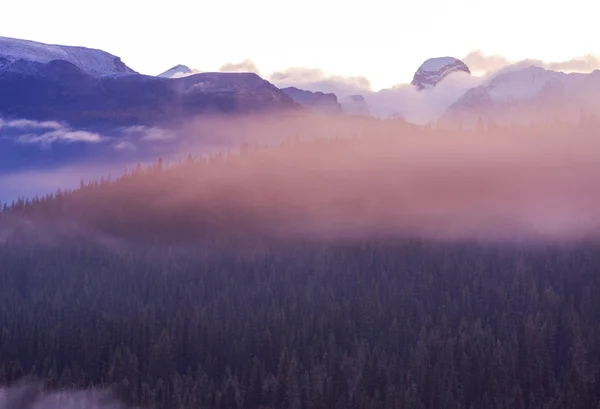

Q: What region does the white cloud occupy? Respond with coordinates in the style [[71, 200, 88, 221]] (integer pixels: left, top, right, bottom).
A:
[[1, 120, 174, 150], [269, 66, 372, 96], [462, 50, 600, 76], [368, 71, 483, 123], [172, 70, 201, 78], [113, 140, 137, 151], [122, 125, 146, 133], [1, 117, 106, 146], [122, 125, 175, 141], [15, 130, 104, 145], [0, 118, 63, 131], [219, 59, 261, 74]]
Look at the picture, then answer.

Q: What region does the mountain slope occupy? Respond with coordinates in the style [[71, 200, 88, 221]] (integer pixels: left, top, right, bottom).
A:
[[0, 62, 300, 127], [0, 36, 136, 77], [0, 37, 301, 128], [443, 66, 600, 126]]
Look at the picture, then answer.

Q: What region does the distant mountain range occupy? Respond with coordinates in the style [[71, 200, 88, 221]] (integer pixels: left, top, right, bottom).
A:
[[2, 35, 600, 135], [157, 65, 372, 117], [279, 87, 371, 116]]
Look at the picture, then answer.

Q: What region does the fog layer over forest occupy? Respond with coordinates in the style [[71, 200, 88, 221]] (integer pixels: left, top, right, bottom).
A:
[[1, 116, 600, 409], [3, 113, 600, 243]]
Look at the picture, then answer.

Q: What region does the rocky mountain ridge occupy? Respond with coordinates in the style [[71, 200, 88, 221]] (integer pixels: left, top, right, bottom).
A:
[[0, 36, 136, 77]]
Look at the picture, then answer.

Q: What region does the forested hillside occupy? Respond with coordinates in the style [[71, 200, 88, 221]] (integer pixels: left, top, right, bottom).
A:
[[1, 120, 600, 409], [1, 239, 600, 409]]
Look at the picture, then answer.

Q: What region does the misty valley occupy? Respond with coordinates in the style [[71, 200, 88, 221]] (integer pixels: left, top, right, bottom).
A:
[[2, 34, 600, 409]]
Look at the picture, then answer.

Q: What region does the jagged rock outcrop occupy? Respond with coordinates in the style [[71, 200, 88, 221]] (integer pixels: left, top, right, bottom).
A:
[[341, 95, 370, 116], [411, 57, 471, 90], [281, 87, 342, 114]]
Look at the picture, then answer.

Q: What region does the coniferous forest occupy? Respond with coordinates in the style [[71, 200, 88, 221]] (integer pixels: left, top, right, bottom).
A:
[[1, 120, 600, 409]]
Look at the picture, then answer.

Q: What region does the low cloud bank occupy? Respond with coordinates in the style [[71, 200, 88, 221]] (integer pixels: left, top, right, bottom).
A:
[[16, 130, 104, 145], [463, 50, 600, 76], [262, 52, 600, 123], [269, 66, 372, 96], [0, 118, 180, 156], [0, 118, 63, 131], [0, 121, 186, 201], [0, 381, 131, 409], [0, 117, 104, 146], [219, 59, 261, 74], [5, 114, 600, 243], [122, 125, 175, 142]]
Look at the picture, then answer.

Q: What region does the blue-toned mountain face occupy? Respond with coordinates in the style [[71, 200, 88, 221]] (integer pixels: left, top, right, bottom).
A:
[[0, 37, 301, 181], [0, 60, 299, 128]]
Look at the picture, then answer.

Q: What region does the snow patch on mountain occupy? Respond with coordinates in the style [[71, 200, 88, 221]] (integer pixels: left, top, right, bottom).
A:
[[420, 57, 462, 73], [0, 36, 136, 77]]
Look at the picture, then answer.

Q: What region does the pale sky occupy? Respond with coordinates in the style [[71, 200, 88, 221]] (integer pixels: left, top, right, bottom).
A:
[[3, 0, 598, 90]]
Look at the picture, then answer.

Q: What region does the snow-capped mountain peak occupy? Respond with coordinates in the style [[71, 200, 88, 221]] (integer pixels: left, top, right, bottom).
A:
[[0, 36, 136, 77], [411, 57, 471, 90], [158, 64, 194, 78]]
